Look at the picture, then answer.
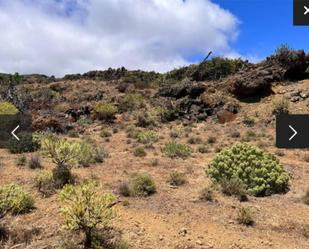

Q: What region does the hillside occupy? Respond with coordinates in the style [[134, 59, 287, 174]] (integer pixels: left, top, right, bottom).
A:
[[0, 48, 309, 249]]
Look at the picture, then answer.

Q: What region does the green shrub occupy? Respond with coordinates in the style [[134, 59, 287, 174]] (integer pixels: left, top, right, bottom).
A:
[[236, 206, 255, 226], [41, 134, 81, 167], [93, 102, 118, 121], [162, 141, 192, 158], [118, 94, 145, 112], [168, 171, 187, 186], [16, 154, 27, 167], [131, 174, 156, 197], [34, 170, 55, 197], [160, 108, 178, 122], [77, 116, 92, 127], [207, 143, 290, 196], [0, 101, 19, 115], [59, 181, 116, 248], [133, 146, 147, 157], [118, 182, 131, 197], [191, 57, 246, 81], [8, 132, 40, 154], [135, 130, 159, 145], [0, 184, 34, 215]]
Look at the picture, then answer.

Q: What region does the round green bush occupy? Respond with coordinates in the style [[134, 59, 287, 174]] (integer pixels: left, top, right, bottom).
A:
[[0, 184, 34, 215], [93, 102, 118, 121], [206, 143, 290, 196], [0, 102, 19, 115]]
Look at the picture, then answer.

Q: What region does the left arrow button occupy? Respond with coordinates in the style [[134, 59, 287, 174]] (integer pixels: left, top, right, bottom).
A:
[[11, 125, 20, 141]]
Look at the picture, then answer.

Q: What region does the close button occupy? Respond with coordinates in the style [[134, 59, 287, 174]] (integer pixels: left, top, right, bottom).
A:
[[294, 0, 309, 25], [276, 114, 309, 148]]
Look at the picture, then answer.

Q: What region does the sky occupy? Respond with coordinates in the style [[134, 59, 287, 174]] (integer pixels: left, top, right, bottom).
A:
[[0, 0, 308, 76]]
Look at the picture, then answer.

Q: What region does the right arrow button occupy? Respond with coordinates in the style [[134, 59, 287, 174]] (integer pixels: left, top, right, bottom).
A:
[[288, 125, 298, 141]]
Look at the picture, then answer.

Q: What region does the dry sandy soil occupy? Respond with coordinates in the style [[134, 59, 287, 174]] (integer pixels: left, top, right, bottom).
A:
[[1, 79, 309, 249]]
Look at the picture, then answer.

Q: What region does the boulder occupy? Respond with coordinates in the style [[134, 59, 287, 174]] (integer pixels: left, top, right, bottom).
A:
[[158, 82, 205, 99]]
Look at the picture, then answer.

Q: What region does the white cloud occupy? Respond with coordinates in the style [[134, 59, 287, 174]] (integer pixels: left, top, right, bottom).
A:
[[0, 0, 240, 76]]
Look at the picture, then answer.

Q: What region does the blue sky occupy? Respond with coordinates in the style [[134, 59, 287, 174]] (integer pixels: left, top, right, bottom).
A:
[[213, 0, 309, 61], [0, 0, 308, 76]]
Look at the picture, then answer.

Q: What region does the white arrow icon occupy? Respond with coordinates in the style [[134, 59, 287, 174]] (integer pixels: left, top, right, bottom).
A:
[[11, 125, 20, 141], [288, 125, 297, 141], [305, 6, 309, 15]]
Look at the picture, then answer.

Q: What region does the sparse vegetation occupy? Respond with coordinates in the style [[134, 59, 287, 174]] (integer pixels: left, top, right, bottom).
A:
[[133, 146, 147, 157], [131, 174, 156, 197], [16, 154, 27, 166], [135, 130, 159, 146], [34, 170, 55, 197], [93, 102, 118, 121], [118, 93, 145, 112], [0, 184, 34, 215], [272, 97, 289, 115], [162, 141, 192, 158], [168, 171, 187, 186], [59, 181, 116, 248], [236, 206, 255, 226], [199, 186, 214, 202], [28, 153, 42, 169], [207, 143, 290, 196]]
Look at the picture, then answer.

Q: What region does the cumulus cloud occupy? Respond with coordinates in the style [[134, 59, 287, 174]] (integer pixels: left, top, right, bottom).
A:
[[0, 0, 240, 76]]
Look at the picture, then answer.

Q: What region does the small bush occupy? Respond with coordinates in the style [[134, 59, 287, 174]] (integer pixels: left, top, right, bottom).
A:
[[0, 101, 19, 115], [0, 184, 34, 215], [77, 116, 92, 127], [131, 174, 156, 197], [135, 130, 159, 146], [28, 154, 42, 169], [16, 154, 27, 167], [133, 146, 147, 157], [100, 128, 112, 138], [59, 181, 116, 248], [303, 154, 309, 162], [302, 188, 309, 205], [197, 144, 209, 154], [8, 132, 40, 154], [236, 207, 255, 226], [168, 171, 187, 186], [199, 186, 214, 202], [136, 113, 156, 128], [160, 108, 178, 122], [170, 128, 183, 138], [34, 170, 55, 197], [118, 94, 144, 112], [52, 165, 74, 188], [207, 143, 290, 197], [272, 98, 289, 115], [93, 102, 118, 121], [162, 141, 192, 158], [118, 182, 131, 197], [220, 178, 248, 202]]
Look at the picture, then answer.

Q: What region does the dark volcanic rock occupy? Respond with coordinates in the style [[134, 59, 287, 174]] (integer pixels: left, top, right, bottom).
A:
[[228, 49, 309, 96], [158, 82, 205, 99]]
